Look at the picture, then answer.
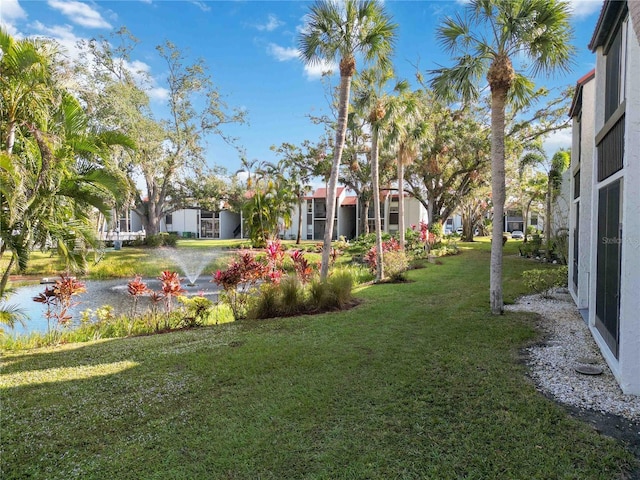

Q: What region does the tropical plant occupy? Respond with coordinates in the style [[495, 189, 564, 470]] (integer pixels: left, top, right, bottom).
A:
[[298, 0, 397, 280], [520, 148, 570, 256], [242, 169, 296, 248], [430, 0, 574, 314], [352, 67, 408, 281], [32, 274, 86, 340], [385, 89, 427, 250], [213, 253, 266, 320], [0, 29, 130, 302]]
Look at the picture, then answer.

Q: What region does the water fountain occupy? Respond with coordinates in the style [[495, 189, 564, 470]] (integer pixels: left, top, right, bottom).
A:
[[5, 248, 227, 335], [157, 247, 222, 287]]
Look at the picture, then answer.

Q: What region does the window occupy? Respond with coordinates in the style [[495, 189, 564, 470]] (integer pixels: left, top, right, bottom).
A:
[[604, 19, 627, 120], [165, 214, 173, 225]]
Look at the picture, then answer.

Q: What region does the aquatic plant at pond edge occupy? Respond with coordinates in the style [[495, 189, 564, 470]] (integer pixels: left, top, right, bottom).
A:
[[32, 275, 86, 341]]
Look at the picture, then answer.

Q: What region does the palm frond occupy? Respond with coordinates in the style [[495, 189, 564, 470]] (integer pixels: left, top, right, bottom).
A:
[[429, 54, 487, 104]]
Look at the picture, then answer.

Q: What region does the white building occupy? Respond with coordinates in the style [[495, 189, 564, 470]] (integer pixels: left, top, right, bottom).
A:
[[296, 188, 428, 241], [568, 0, 640, 394]]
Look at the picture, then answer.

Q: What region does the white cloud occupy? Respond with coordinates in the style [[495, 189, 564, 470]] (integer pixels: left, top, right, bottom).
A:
[[189, 1, 210, 12], [568, 0, 602, 19], [1, 0, 27, 35], [256, 14, 284, 32], [148, 87, 170, 101], [304, 60, 337, 80], [2, 0, 27, 20], [543, 129, 572, 157], [267, 43, 299, 62], [30, 21, 84, 59], [47, 0, 112, 29]]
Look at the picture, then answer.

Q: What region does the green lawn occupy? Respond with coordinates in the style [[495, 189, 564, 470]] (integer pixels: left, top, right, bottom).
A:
[[1, 242, 635, 479]]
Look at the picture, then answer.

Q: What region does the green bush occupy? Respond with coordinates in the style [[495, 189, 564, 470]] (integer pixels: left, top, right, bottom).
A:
[[522, 266, 568, 298], [145, 233, 178, 248], [248, 283, 281, 320], [327, 268, 354, 309], [383, 250, 409, 282], [278, 277, 305, 316]]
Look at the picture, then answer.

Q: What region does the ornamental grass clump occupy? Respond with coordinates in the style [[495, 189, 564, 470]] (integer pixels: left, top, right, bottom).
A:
[[217, 241, 356, 320]]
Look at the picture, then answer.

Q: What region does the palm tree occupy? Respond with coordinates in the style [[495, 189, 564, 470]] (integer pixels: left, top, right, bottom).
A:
[[1, 30, 131, 298], [299, 0, 397, 280], [386, 90, 427, 250], [430, 0, 574, 314], [520, 148, 570, 255], [352, 67, 407, 281]]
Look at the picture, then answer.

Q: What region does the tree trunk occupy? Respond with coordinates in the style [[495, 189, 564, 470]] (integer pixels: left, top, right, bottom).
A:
[[545, 177, 552, 258], [6, 120, 16, 155], [296, 196, 303, 244], [359, 197, 370, 237], [398, 158, 405, 250], [0, 255, 16, 299], [371, 125, 384, 282], [490, 87, 507, 315], [320, 73, 352, 280]]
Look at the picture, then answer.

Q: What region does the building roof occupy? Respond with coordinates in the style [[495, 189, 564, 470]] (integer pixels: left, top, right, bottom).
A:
[[341, 196, 357, 206], [306, 187, 345, 199], [568, 69, 596, 118], [589, 0, 628, 51]]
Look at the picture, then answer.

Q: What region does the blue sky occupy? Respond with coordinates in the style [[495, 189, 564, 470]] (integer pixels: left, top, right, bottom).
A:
[[2, 0, 604, 175]]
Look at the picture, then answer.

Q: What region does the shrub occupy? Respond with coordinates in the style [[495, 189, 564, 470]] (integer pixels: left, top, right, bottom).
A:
[[363, 237, 401, 274], [522, 266, 568, 298], [383, 250, 409, 282], [177, 295, 214, 328], [248, 283, 281, 319], [144, 232, 179, 247], [213, 253, 266, 320], [278, 276, 305, 316], [308, 278, 332, 311], [327, 269, 354, 309]]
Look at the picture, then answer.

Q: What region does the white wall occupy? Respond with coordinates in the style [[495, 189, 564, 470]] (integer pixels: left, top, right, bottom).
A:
[[166, 209, 199, 236], [569, 76, 595, 310], [588, 16, 640, 395], [616, 19, 640, 394]]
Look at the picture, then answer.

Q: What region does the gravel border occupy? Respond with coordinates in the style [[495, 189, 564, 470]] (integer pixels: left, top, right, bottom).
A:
[[505, 292, 640, 423]]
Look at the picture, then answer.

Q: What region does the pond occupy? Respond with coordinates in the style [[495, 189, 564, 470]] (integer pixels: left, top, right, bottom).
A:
[[2, 276, 222, 337]]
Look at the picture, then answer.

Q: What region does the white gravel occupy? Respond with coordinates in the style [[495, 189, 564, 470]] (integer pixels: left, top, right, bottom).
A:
[[505, 291, 640, 423]]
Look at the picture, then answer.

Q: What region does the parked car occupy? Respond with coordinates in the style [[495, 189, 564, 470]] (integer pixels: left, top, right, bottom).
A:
[[511, 230, 524, 239], [455, 227, 463, 235]]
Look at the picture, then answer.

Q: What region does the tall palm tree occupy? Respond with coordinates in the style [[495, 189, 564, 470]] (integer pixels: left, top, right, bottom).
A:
[[352, 67, 407, 281], [386, 90, 427, 250], [299, 0, 396, 280], [430, 0, 574, 314]]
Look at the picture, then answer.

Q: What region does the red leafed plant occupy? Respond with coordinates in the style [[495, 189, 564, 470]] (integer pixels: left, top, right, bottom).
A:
[[159, 271, 186, 313], [213, 253, 267, 320], [33, 274, 86, 337], [290, 250, 315, 284], [127, 275, 149, 330], [363, 238, 402, 273]]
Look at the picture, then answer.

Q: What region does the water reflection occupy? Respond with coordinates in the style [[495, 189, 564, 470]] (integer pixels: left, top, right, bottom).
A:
[[2, 276, 220, 336]]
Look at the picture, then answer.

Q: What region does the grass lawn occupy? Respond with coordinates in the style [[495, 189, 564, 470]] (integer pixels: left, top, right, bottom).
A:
[[1, 241, 636, 479]]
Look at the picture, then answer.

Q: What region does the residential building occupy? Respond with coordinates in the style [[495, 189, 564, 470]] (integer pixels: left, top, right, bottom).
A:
[[568, 0, 640, 394]]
